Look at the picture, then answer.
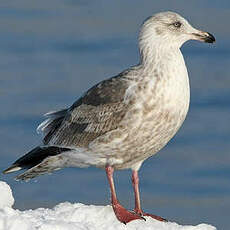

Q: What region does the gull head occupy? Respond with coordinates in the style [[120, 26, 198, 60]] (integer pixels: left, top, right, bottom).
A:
[[139, 11, 215, 51]]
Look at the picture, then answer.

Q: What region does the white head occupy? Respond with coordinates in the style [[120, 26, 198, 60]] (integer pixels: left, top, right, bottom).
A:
[[139, 11, 215, 61]]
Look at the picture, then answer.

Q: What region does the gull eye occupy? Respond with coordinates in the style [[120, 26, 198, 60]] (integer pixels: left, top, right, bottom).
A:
[[173, 21, 182, 28]]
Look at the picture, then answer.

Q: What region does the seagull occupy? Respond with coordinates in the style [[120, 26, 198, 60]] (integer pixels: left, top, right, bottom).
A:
[[3, 11, 215, 224]]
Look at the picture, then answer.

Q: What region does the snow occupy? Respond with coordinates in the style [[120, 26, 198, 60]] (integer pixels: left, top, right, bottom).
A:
[[0, 181, 14, 209], [0, 181, 216, 230]]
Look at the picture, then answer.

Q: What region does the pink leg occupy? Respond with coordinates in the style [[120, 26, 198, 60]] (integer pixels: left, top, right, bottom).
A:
[[132, 170, 167, 222], [105, 165, 145, 224]]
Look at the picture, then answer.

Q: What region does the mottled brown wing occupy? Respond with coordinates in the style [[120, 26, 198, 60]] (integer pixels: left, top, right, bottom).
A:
[[42, 74, 130, 147]]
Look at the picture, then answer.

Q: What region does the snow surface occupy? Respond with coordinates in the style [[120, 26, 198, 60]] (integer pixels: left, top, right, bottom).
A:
[[0, 182, 14, 209], [0, 181, 216, 230]]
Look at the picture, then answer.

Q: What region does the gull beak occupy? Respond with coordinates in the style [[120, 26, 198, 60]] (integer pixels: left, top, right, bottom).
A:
[[191, 31, 216, 43]]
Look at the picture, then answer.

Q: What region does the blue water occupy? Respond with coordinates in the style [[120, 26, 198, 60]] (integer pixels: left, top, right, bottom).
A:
[[0, 1, 229, 229]]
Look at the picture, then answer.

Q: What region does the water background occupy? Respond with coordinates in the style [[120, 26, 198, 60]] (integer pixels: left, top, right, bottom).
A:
[[0, 1, 229, 229]]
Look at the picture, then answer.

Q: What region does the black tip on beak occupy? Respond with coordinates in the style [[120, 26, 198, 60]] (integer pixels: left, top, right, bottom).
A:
[[204, 32, 215, 43], [192, 32, 216, 43]]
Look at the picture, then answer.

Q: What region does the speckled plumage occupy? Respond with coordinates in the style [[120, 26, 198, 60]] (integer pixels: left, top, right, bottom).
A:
[[4, 11, 215, 181]]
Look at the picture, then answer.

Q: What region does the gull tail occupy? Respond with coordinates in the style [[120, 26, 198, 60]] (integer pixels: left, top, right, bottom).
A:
[[3, 146, 71, 180]]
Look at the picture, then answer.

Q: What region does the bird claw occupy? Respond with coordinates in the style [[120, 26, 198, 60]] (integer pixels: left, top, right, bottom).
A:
[[142, 212, 168, 222], [133, 208, 167, 222]]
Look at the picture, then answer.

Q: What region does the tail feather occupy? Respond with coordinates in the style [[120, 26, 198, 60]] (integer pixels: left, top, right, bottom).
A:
[[36, 109, 68, 140], [3, 146, 71, 176]]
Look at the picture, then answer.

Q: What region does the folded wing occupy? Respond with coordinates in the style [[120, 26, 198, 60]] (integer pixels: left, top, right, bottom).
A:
[[38, 73, 131, 148]]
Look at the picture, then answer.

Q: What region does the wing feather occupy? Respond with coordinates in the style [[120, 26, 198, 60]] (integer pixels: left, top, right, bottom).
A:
[[39, 73, 131, 147]]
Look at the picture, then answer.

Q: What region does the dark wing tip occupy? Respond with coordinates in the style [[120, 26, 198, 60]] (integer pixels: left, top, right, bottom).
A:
[[3, 164, 22, 174]]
